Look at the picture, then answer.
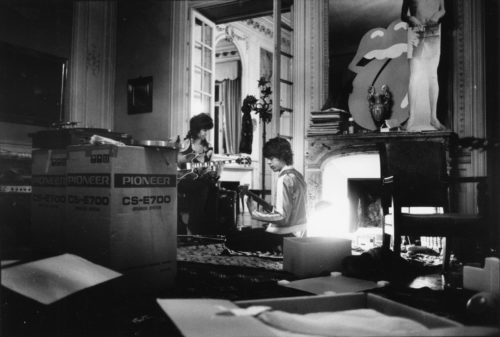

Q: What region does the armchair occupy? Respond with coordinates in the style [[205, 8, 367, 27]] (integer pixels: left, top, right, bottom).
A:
[[378, 141, 489, 270]]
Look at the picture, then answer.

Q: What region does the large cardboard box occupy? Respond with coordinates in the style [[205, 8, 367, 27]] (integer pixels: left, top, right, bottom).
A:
[[158, 293, 467, 337], [65, 145, 177, 288], [283, 237, 352, 277], [31, 149, 68, 255]]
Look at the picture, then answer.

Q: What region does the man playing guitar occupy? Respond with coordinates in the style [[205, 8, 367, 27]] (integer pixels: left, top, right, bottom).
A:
[[226, 137, 307, 252], [177, 113, 218, 235]]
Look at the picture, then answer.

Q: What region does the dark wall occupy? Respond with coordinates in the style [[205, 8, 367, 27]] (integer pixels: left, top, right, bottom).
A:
[[0, 1, 72, 149], [114, 0, 174, 141], [485, 0, 500, 251]]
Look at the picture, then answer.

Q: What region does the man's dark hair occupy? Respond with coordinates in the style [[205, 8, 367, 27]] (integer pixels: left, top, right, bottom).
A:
[[263, 137, 293, 165], [186, 113, 214, 139]]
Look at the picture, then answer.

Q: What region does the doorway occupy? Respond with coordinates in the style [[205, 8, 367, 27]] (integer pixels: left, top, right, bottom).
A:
[[214, 33, 241, 154]]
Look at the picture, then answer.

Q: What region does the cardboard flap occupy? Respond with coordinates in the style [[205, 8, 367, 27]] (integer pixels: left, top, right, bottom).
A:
[[1, 254, 122, 304], [156, 299, 278, 337], [281, 275, 378, 294]]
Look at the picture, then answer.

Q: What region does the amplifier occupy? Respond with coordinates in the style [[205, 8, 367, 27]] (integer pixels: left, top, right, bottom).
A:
[[217, 189, 237, 234]]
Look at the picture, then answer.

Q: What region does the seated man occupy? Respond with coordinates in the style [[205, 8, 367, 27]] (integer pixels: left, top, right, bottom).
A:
[[225, 137, 307, 252], [177, 113, 219, 235]]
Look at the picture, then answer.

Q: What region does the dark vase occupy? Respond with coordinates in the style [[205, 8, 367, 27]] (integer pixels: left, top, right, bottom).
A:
[[370, 107, 389, 129], [368, 85, 393, 130], [239, 111, 253, 154]]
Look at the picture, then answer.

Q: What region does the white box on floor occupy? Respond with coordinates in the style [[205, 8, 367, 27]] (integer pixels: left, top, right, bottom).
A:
[[283, 237, 351, 277]]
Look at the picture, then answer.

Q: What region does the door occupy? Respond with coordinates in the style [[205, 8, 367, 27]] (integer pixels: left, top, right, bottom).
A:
[[190, 10, 216, 142]]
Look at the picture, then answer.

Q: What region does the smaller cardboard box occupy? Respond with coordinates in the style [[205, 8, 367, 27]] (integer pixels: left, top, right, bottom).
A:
[[283, 237, 351, 277], [31, 149, 68, 255]]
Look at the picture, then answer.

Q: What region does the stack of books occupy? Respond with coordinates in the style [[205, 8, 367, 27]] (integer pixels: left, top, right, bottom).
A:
[[309, 107, 349, 135]]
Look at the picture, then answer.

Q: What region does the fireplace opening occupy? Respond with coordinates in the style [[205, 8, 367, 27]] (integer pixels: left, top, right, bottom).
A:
[[307, 153, 380, 239], [347, 178, 384, 250], [305, 151, 445, 255]]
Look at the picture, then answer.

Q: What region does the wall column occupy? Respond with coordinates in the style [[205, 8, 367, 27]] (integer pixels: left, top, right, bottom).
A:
[[167, 1, 190, 139], [453, 0, 487, 211], [69, 1, 116, 129], [293, 0, 329, 174]]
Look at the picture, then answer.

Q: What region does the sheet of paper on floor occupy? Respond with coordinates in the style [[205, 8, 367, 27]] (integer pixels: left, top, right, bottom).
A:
[[1, 253, 122, 305]]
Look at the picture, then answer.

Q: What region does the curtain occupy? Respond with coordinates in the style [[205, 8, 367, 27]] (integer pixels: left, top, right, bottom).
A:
[[220, 78, 241, 154], [215, 62, 239, 81]]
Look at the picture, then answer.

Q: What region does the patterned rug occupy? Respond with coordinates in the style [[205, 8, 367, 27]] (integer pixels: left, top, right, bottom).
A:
[[177, 242, 283, 270]]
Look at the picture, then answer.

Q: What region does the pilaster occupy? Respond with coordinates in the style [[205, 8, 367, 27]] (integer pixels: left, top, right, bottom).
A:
[[168, 1, 190, 139], [69, 1, 116, 129], [453, 0, 487, 211], [294, 0, 329, 174]]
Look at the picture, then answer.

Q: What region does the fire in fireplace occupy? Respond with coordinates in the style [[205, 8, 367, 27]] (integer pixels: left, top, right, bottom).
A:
[[307, 153, 380, 239]]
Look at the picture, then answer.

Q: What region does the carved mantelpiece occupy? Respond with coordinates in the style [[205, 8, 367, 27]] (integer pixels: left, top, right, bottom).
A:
[[305, 131, 455, 212]]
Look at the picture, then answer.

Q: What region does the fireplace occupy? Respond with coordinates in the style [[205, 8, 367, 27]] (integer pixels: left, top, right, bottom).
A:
[[305, 131, 454, 243]]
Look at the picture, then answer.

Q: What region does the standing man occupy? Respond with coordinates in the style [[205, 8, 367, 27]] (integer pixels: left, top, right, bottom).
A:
[[402, 0, 446, 131], [226, 137, 307, 252]]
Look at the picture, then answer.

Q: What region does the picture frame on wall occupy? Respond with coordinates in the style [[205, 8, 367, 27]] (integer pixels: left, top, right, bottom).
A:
[[127, 76, 153, 114], [0, 42, 67, 126]]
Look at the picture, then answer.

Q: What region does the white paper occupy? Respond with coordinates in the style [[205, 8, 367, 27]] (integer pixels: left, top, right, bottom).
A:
[[1, 254, 121, 304], [157, 299, 279, 337], [281, 275, 378, 295]]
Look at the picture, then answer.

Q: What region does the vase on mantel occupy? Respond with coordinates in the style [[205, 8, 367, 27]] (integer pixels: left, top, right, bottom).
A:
[[368, 85, 393, 131]]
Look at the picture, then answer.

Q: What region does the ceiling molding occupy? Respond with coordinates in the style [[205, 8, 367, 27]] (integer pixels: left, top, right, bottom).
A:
[[193, 0, 292, 24]]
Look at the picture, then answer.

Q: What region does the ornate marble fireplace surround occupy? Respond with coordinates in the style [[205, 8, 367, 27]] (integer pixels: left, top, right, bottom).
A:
[[304, 131, 454, 235]]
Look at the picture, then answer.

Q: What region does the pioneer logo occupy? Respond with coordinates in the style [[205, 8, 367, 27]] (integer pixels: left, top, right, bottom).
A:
[[114, 174, 176, 188], [67, 174, 111, 187], [32, 175, 66, 187]]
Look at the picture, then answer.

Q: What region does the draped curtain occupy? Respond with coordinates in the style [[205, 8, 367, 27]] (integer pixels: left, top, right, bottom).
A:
[[220, 78, 241, 154]]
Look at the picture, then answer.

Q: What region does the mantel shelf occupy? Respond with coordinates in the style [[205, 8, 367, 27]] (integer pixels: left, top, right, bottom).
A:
[[307, 130, 456, 142]]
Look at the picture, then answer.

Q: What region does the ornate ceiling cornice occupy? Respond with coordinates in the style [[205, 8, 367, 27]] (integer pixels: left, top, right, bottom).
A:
[[245, 17, 291, 49]]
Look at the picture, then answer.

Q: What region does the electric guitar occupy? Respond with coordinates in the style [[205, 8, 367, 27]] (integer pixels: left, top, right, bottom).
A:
[[177, 154, 252, 181], [238, 185, 273, 213]]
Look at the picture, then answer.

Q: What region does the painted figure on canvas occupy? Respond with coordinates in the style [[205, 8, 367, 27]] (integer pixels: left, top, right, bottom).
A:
[[402, 0, 446, 131]]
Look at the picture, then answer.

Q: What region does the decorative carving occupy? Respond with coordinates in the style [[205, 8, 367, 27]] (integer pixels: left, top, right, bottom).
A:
[[244, 18, 291, 48], [305, 170, 322, 213], [454, 0, 467, 137], [216, 24, 247, 43], [307, 0, 316, 112], [322, 0, 329, 102], [86, 43, 101, 76]]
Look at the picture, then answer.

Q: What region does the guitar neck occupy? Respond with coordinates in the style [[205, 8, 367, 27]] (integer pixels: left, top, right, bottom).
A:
[[242, 189, 273, 212], [181, 155, 250, 170]]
